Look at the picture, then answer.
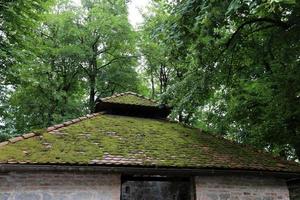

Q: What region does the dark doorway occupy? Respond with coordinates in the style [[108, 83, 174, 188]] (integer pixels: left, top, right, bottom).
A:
[[121, 176, 193, 200]]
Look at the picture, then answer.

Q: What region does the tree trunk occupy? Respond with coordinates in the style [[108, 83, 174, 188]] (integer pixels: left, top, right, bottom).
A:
[[89, 74, 96, 113], [88, 49, 98, 113], [150, 68, 155, 99], [159, 64, 168, 93]]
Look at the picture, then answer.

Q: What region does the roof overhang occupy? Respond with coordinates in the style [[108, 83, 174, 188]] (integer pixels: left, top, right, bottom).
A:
[[1, 164, 299, 180]]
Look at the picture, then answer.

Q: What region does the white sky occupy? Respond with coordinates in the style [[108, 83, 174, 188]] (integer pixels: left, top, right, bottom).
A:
[[72, 0, 151, 28], [127, 0, 151, 28]]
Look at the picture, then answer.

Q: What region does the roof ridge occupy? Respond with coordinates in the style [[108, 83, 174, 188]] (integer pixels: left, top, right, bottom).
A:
[[0, 112, 102, 148], [100, 91, 158, 104]]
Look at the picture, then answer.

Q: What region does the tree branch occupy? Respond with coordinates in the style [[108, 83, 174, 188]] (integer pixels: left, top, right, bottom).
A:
[[97, 55, 137, 70], [226, 18, 290, 49]]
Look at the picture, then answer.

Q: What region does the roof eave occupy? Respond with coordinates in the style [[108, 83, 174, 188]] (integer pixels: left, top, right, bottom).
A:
[[0, 164, 299, 179]]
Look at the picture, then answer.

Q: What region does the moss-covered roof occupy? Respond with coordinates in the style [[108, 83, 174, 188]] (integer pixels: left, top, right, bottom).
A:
[[100, 92, 158, 107], [0, 113, 300, 173]]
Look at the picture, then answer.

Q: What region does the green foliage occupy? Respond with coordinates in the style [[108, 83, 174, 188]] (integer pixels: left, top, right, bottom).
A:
[[4, 3, 87, 134], [0, 0, 51, 61], [138, 2, 180, 99], [0, 0, 52, 81], [0, 132, 11, 142], [0, 0, 54, 136], [0, 0, 144, 138], [96, 64, 141, 97], [140, 0, 300, 159], [76, 0, 139, 112]]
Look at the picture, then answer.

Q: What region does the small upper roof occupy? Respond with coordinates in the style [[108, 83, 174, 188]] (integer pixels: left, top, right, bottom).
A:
[[100, 92, 158, 107], [0, 113, 300, 173], [95, 92, 171, 119]]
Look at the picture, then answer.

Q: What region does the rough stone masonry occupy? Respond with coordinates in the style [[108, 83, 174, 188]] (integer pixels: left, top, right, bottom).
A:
[[0, 172, 120, 200], [195, 175, 290, 200], [0, 172, 293, 200]]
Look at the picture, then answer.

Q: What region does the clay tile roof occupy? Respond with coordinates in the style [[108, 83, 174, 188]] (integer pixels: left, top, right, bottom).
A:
[[0, 113, 300, 173], [100, 92, 158, 107]]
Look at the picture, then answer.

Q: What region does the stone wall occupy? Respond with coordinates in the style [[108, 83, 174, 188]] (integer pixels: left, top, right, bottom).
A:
[[0, 172, 292, 200], [0, 172, 120, 200], [195, 175, 290, 200]]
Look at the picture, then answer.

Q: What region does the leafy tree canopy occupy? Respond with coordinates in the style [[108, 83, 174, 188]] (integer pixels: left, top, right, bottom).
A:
[[0, 0, 141, 139], [140, 0, 300, 159]]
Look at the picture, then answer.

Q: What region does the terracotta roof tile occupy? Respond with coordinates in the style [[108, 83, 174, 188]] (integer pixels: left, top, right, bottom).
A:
[[0, 141, 8, 147], [47, 127, 56, 132], [22, 133, 36, 139], [8, 136, 24, 143]]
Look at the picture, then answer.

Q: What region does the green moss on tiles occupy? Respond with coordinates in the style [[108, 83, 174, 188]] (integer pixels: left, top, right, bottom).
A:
[[0, 114, 299, 172], [32, 128, 46, 136], [103, 94, 157, 107]]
